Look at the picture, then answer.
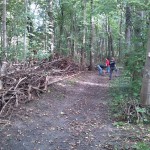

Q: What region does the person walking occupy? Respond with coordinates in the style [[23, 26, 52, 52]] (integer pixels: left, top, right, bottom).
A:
[[109, 57, 117, 80]]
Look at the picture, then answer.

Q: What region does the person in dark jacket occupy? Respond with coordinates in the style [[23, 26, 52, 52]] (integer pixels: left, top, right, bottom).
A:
[[109, 57, 117, 80]]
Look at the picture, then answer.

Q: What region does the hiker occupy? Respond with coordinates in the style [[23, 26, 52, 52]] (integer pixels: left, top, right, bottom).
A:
[[105, 58, 110, 73], [97, 64, 106, 76], [109, 57, 117, 80]]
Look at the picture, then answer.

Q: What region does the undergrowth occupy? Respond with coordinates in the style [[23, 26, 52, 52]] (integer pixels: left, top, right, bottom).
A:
[[109, 72, 150, 124], [109, 71, 150, 149], [132, 142, 150, 150]]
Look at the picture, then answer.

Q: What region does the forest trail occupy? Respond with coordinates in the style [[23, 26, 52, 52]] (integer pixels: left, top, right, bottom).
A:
[[0, 71, 128, 150]]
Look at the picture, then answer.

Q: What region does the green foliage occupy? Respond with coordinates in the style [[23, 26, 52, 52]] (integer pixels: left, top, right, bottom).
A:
[[123, 52, 146, 95], [113, 121, 126, 127], [128, 0, 150, 10], [110, 73, 150, 124], [7, 43, 25, 61], [1, 0, 149, 68], [35, 50, 50, 60], [109, 75, 131, 120], [132, 142, 150, 150], [94, 0, 117, 14]]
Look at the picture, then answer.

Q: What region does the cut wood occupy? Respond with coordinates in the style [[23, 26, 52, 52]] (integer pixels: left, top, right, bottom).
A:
[[0, 57, 80, 120]]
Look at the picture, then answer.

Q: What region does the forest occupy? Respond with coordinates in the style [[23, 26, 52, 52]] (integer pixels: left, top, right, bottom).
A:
[[0, 0, 150, 149]]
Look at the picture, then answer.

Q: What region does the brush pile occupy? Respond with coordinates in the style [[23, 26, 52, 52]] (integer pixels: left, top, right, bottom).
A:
[[0, 57, 79, 119]]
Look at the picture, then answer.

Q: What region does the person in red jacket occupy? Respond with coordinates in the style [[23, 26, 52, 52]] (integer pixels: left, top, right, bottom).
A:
[[105, 58, 110, 73]]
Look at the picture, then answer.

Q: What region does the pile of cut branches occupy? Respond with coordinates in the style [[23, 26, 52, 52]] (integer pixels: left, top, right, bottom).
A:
[[0, 57, 79, 119]]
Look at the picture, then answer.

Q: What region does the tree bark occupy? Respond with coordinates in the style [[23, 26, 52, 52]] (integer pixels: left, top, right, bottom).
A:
[[80, 0, 86, 70], [27, 16, 34, 45], [48, 0, 55, 54], [125, 4, 132, 51], [89, 0, 94, 71], [0, 0, 7, 90], [141, 25, 150, 105], [24, 0, 28, 61], [107, 16, 114, 58], [57, 1, 64, 54], [118, 11, 123, 62], [2, 0, 7, 59]]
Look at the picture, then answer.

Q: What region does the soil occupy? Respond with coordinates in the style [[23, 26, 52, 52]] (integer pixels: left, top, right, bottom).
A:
[[0, 71, 149, 150]]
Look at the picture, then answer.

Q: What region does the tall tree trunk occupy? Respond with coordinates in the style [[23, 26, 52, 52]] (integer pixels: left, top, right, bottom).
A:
[[58, 1, 64, 54], [2, 0, 7, 59], [0, 0, 7, 90], [89, 0, 94, 71], [44, 17, 48, 52], [98, 37, 104, 62], [107, 17, 114, 58], [132, 11, 143, 81], [48, 0, 55, 54], [71, 40, 74, 58], [109, 33, 114, 57], [102, 38, 106, 60], [80, 0, 86, 70], [70, 22, 74, 58], [70, 16, 76, 58], [27, 17, 34, 46], [67, 35, 71, 54], [118, 11, 123, 62], [106, 16, 110, 58], [125, 4, 132, 51], [24, 0, 28, 61], [26, 1, 38, 57], [140, 25, 150, 105], [68, 11, 74, 58]]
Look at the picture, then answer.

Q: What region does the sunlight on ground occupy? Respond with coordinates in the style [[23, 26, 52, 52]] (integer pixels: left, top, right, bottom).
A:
[[75, 81, 109, 87], [57, 82, 66, 87], [57, 80, 109, 87]]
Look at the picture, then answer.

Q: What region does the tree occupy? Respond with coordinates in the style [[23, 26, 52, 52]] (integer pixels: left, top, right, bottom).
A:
[[107, 16, 114, 58], [80, 0, 86, 70], [24, 0, 28, 61], [48, 0, 54, 54], [89, 0, 94, 71], [125, 4, 132, 51], [0, 0, 7, 90], [56, 0, 64, 54], [140, 25, 150, 105], [118, 6, 123, 61], [2, 0, 7, 59]]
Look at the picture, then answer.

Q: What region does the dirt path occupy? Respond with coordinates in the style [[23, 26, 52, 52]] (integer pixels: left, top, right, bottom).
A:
[[0, 71, 123, 150]]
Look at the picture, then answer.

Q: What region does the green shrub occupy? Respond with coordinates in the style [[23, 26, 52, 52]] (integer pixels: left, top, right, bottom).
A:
[[132, 142, 150, 150]]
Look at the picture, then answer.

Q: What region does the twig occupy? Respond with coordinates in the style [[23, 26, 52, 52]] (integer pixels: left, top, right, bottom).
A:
[[0, 119, 11, 124], [32, 86, 44, 92], [14, 77, 27, 90], [28, 85, 32, 101], [0, 95, 15, 117]]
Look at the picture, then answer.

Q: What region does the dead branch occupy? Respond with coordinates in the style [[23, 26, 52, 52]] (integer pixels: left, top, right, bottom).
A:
[[0, 57, 80, 119], [0, 95, 15, 117], [14, 77, 27, 90], [28, 85, 32, 101]]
